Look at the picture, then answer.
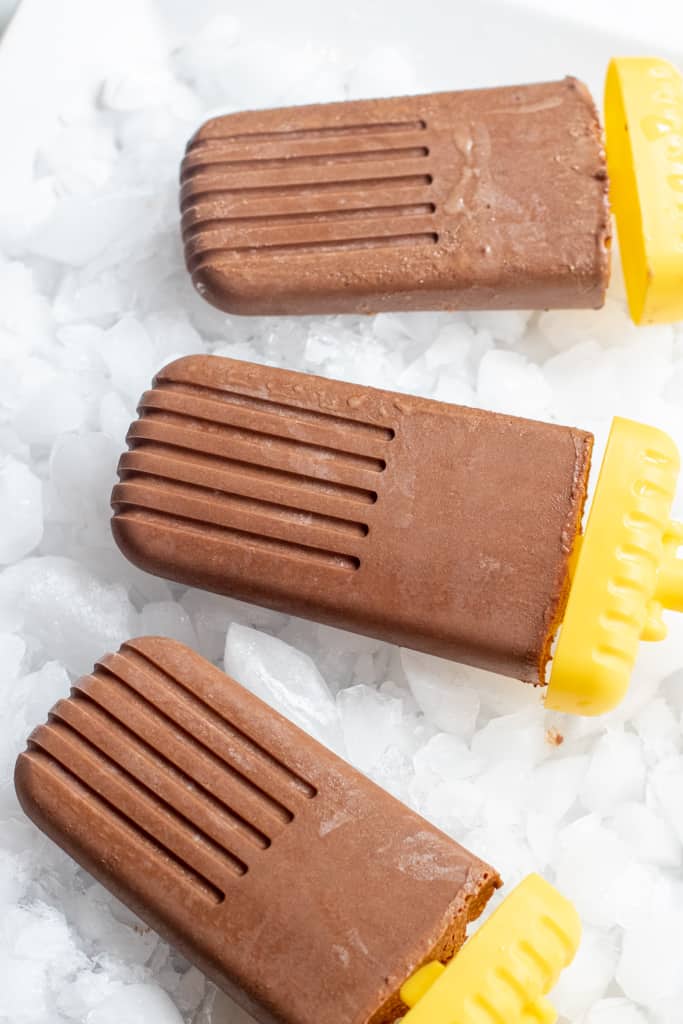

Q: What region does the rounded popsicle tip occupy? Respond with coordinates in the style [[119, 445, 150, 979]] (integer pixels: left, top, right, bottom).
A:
[[604, 56, 683, 325], [547, 416, 682, 716], [399, 874, 580, 1024]]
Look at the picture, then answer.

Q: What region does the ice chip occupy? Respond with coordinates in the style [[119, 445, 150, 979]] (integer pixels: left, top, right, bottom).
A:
[[0, 456, 43, 565], [13, 375, 86, 445], [224, 623, 340, 749], [413, 733, 481, 782], [529, 754, 589, 821], [400, 648, 481, 738], [140, 601, 198, 649], [618, 911, 683, 1008], [0, 557, 138, 674], [88, 983, 184, 1024], [649, 756, 683, 844], [580, 729, 646, 814], [550, 925, 619, 1019], [555, 815, 633, 928], [27, 191, 157, 267], [581, 999, 648, 1024], [337, 685, 407, 773], [477, 348, 552, 419], [609, 803, 681, 868]]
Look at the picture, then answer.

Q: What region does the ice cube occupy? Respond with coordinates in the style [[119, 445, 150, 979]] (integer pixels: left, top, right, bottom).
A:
[[554, 815, 632, 927], [0, 848, 26, 910], [413, 733, 481, 782], [0, 556, 139, 674], [524, 811, 556, 869], [580, 729, 645, 814], [550, 925, 619, 1019], [529, 754, 589, 821], [88, 983, 184, 1024], [469, 310, 533, 347], [477, 348, 552, 419], [412, 777, 483, 838], [462, 826, 535, 888], [649, 756, 683, 844], [140, 601, 198, 649], [471, 708, 547, 767], [618, 911, 683, 1008], [400, 648, 481, 738], [632, 698, 680, 766], [99, 391, 135, 446], [224, 623, 340, 749], [0, 456, 43, 565], [19, 661, 71, 733], [609, 802, 681, 868], [98, 316, 157, 401], [176, 966, 206, 1014], [581, 999, 648, 1024], [0, 632, 26, 678], [338, 685, 407, 773], [27, 190, 157, 268], [13, 376, 87, 445], [49, 432, 119, 521], [0, 956, 48, 1020], [181, 590, 283, 662]]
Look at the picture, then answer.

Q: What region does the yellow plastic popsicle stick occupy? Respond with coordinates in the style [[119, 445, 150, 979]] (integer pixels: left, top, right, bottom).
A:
[[400, 874, 580, 1024], [546, 417, 683, 716], [604, 57, 683, 324]]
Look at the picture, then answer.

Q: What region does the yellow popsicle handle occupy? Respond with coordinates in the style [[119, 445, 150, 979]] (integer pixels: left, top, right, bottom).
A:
[[400, 875, 580, 1024], [656, 521, 683, 612], [547, 417, 681, 716], [604, 57, 683, 324]]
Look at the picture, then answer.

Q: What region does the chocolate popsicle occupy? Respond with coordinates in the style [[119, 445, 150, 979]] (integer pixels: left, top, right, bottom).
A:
[[112, 355, 592, 685], [112, 356, 683, 716], [15, 637, 501, 1024], [180, 78, 611, 316]]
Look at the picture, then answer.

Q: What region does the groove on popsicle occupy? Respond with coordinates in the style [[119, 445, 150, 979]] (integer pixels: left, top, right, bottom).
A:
[[182, 202, 437, 237], [182, 146, 430, 176], [152, 377, 395, 443], [188, 232, 438, 266], [89, 663, 296, 829], [65, 688, 272, 850], [189, 119, 428, 144], [181, 187, 437, 227], [114, 474, 369, 538], [136, 406, 387, 473], [31, 717, 246, 888], [113, 507, 362, 571], [49, 718, 249, 877], [118, 440, 378, 505], [22, 748, 226, 904], [125, 420, 384, 496], [118, 441, 378, 510], [180, 173, 433, 208], [120, 644, 319, 801]]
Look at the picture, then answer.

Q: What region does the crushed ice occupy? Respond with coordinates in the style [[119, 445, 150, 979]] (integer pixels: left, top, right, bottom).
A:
[[0, 11, 683, 1024]]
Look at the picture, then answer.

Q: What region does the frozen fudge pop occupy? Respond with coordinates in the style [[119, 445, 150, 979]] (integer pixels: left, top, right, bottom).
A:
[[181, 78, 611, 315], [112, 357, 683, 716], [15, 638, 580, 1024]]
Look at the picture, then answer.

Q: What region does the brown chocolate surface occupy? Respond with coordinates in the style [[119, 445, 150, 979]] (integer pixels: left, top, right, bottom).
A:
[[112, 356, 593, 684], [15, 637, 499, 1024], [180, 78, 611, 315]]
